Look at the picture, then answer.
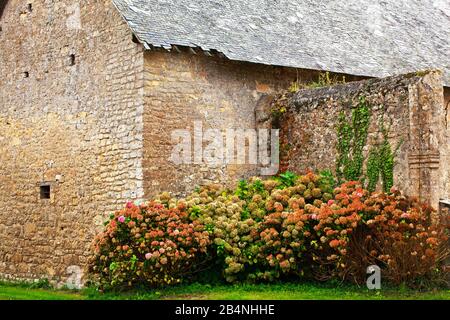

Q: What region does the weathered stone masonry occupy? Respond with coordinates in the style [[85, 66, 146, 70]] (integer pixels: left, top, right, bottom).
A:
[[143, 50, 313, 197], [0, 1, 346, 284], [258, 71, 449, 211], [0, 1, 448, 285], [141, 50, 364, 198], [0, 0, 144, 284]]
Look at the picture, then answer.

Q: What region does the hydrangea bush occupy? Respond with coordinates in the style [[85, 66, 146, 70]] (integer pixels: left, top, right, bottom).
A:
[[90, 171, 449, 289], [307, 182, 449, 287], [89, 201, 210, 289]]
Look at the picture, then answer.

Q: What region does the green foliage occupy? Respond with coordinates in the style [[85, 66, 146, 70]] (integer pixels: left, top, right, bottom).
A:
[[289, 72, 347, 93], [318, 170, 337, 194], [336, 96, 371, 182], [349, 97, 370, 181], [366, 147, 380, 192], [378, 132, 396, 192], [275, 171, 298, 188], [235, 180, 250, 200], [366, 120, 402, 192], [29, 278, 52, 290], [0, 283, 84, 300], [91, 171, 447, 291], [252, 179, 265, 194], [90, 202, 211, 289], [308, 71, 346, 89], [1, 281, 449, 300], [288, 81, 301, 93], [336, 110, 352, 181], [336, 97, 400, 193], [270, 102, 287, 126], [189, 205, 202, 219], [367, 141, 395, 192]]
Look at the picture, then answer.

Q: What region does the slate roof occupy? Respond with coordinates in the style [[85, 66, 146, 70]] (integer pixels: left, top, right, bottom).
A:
[[112, 0, 450, 86]]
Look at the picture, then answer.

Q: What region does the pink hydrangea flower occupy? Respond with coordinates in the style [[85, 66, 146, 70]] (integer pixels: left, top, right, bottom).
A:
[[118, 215, 126, 223], [311, 214, 318, 220], [327, 200, 334, 206], [401, 213, 410, 219], [145, 253, 152, 260]]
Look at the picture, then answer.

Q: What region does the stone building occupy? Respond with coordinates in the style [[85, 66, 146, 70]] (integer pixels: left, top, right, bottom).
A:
[[0, 0, 449, 285]]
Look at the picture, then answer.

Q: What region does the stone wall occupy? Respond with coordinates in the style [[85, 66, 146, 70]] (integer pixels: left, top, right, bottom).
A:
[[142, 49, 363, 197], [2, 1, 445, 286], [0, 1, 363, 284], [0, 0, 144, 285], [259, 71, 448, 210]]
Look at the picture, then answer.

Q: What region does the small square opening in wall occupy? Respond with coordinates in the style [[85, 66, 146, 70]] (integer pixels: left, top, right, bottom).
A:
[[40, 185, 51, 199], [69, 54, 76, 66]]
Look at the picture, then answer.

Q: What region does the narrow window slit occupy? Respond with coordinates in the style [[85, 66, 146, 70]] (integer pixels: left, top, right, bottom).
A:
[[69, 54, 76, 66]]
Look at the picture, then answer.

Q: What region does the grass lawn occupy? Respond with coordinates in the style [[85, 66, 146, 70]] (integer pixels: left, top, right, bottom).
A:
[[0, 284, 83, 300], [0, 282, 448, 300]]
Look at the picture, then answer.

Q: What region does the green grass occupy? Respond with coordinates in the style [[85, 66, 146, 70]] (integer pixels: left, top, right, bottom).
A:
[[0, 281, 448, 300], [0, 285, 84, 300]]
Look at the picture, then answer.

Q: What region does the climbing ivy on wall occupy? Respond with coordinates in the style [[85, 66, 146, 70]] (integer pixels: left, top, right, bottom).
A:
[[336, 96, 371, 183], [379, 136, 395, 192], [366, 147, 380, 192], [366, 122, 402, 192], [336, 97, 400, 192]]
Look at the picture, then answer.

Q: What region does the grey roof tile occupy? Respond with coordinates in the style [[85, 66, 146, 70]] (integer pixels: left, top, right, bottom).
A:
[[113, 0, 450, 86]]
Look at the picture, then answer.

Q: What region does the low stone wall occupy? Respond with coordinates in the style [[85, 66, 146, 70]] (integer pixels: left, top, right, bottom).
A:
[[258, 71, 448, 210]]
